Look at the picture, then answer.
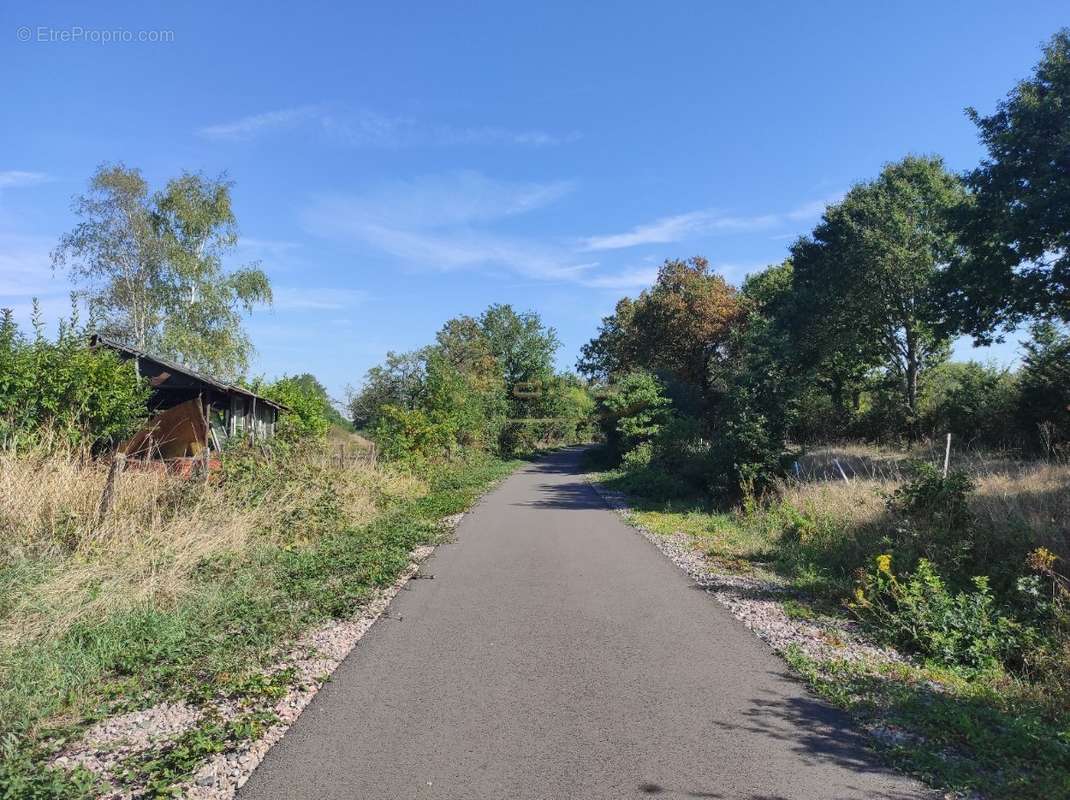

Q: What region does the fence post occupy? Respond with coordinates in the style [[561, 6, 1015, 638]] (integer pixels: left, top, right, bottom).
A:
[[98, 453, 126, 522], [943, 433, 952, 478]]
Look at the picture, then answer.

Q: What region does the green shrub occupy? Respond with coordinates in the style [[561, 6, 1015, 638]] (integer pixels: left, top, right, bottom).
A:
[[918, 361, 1019, 448], [888, 464, 977, 576], [648, 414, 709, 489], [596, 371, 672, 458], [372, 405, 451, 462], [851, 555, 1036, 672], [708, 389, 788, 502], [0, 305, 148, 449], [621, 441, 653, 471], [1018, 322, 1070, 456], [250, 374, 334, 442], [498, 418, 581, 457]]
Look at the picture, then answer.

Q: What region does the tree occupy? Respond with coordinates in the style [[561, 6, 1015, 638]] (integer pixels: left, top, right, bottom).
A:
[[434, 315, 504, 393], [577, 297, 638, 381], [251, 373, 339, 442], [152, 173, 272, 376], [578, 257, 741, 398], [477, 304, 561, 416], [628, 257, 741, 392], [1017, 322, 1070, 454], [348, 349, 432, 428], [53, 164, 271, 379], [791, 156, 967, 432], [51, 165, 162, 351], [916, 361, 1018, 447], [948, 29, 1070, 338], [596, 371, 673, 457], [704, 262, 798, 498]]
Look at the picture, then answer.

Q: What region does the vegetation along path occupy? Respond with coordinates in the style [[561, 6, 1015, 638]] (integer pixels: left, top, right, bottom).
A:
[[239, 447, 929, 800]]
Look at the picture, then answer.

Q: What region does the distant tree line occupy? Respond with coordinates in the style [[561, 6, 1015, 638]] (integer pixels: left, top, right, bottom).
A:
[[348, 304, 594, 460]]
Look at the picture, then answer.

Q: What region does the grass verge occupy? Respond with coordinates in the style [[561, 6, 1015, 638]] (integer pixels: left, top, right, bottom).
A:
[[1, 448, 518, 798]]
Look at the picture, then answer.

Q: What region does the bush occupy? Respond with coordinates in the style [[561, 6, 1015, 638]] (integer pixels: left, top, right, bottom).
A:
[[646, 414, 709, 492], [1018, 322, 1070, 456], [918, 361, 1019, 448], [888, 463, 978, 577], [708, 389, 788, 502], [0, 305, 148, 449], [621, 441, 653, 471], [851, 555, 1036, 672], [498, 418, 581, 457], [252, 374, 333, 442], [372, 405, 451, 462], [596, 371, 672, 458]]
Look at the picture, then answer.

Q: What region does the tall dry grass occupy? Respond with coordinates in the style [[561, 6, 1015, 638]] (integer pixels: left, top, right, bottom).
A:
[[0, 444, 424, 645], [786, 444, 1070, 562]]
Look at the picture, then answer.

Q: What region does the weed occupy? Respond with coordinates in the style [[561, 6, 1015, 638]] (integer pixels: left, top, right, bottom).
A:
[[116, 709, 278, 797]]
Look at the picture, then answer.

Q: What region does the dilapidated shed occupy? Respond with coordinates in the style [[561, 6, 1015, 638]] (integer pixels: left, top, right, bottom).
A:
[[91, 335, 285, 453]]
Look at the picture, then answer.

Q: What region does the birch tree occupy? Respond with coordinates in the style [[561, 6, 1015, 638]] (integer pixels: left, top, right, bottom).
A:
[[53, 164, 271, 378]]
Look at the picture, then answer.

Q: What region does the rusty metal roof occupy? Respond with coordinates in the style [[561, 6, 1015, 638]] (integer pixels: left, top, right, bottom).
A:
[[90, 334, 288, 411]]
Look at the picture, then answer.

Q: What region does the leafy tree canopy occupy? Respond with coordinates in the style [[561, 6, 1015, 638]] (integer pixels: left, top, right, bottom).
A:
[[53, 164, 271, 379], [578, 257, 741, 392], [949, 29, 1070, 338], [790, 156, 967, 422]]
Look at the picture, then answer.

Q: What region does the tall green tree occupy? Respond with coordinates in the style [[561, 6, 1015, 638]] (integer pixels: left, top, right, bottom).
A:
[[477, 304, 561, 416], [578, 297, 638, 382], [948, 29, 1070, 338], [152, 172, 272, 376], [53, 164, 271, 378], [791, 156, 967, 430], [348, 349, 432, 428], [51, 165, 163, 350]]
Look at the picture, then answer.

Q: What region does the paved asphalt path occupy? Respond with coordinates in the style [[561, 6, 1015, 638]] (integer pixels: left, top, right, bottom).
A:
[[239, 447, 929, 800]]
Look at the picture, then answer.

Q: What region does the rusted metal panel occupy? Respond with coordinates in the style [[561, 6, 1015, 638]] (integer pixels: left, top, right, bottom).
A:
[[121, 397, 209, 460]]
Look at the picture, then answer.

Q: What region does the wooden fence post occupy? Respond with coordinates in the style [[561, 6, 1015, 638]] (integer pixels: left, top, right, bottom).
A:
[[943, 433, 952, 478], [98, 453, 126, 523]]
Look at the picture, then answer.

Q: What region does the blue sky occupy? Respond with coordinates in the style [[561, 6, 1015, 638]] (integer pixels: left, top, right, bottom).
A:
[[2, 2, 1066, 401]]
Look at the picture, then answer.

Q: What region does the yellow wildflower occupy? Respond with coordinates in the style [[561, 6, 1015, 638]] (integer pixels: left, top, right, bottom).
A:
[[876, 554, 893, 575]]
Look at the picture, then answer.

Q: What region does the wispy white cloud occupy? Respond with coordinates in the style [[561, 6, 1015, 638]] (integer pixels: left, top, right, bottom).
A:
[[306, 171, 574, 231], [0, 171, 50, 190], [271, 287, 368, 311], [575, 267, 659, 290], [580, 210, 778, 251], [580, 194, 843, 252], [196, 106, 320, 141], [302, 171, 596, 283], [0, 232, 60, 296], [785, 193, 844, 221], [428, 125, 581, 148], [321, 111, 581, 149], [199, 106, 578, 148]]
